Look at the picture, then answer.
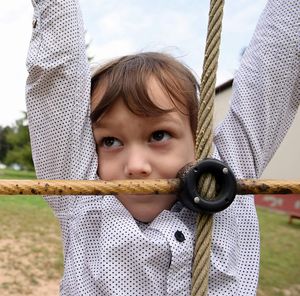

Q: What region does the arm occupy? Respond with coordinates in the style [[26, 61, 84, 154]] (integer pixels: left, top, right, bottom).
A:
[[214, 0, 300, 179], [26, 0, 98, 215], [211, 0, 300, 294]]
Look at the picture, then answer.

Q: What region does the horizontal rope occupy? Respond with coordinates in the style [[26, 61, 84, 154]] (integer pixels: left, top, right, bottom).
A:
[[0, 179, 300, 196]]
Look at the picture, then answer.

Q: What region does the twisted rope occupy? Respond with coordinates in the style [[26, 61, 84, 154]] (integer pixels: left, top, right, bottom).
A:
[[192, 0, 224, 295], [1, 179, 300, 195], [0, 179, 179, 195]]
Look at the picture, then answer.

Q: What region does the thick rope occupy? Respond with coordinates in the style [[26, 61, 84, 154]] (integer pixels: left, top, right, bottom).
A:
[[1, 179, 300, 195], [0, 179, 179, 195], [192, 0, 224, 295]]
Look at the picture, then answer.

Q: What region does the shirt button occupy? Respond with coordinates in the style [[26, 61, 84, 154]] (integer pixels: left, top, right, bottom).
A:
[[175, 230, 185, 242]]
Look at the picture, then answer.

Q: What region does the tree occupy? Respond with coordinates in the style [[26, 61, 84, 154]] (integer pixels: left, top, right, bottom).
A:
[[3, 112, 34, 171], [0, 125, 12, 163]]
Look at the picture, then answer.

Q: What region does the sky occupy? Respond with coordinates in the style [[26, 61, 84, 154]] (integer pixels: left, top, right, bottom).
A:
[[0, 0, 267, 127]]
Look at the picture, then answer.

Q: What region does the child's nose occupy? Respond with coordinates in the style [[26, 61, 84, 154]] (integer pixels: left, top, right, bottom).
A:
[[124, 147, 152, 178]]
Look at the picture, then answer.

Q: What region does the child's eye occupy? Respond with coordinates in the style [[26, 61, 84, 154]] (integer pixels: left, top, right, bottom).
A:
[[100, 137, 122, 148], [150, 130, 171, 142]]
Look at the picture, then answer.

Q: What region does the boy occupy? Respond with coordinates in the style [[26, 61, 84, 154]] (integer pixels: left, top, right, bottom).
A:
[[26, 0, 299, 295]]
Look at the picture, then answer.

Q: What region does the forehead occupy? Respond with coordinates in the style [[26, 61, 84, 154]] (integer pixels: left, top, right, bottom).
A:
[[95, 99, 190, 131]]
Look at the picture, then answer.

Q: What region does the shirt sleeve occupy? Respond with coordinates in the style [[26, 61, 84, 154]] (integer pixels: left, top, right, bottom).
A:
[[26, 0, 98, 216], [214, 0, 300, 179], [210, 0, 300, 294]]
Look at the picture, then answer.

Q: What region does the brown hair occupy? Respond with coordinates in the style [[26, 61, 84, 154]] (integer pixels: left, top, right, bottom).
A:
[[90, 52, 200, 136]]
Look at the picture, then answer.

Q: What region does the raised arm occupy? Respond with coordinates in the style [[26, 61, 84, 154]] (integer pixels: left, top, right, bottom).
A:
[[214, 0, 300, 178], [210, 1, 300, 294], [26, 0, 98, 213]]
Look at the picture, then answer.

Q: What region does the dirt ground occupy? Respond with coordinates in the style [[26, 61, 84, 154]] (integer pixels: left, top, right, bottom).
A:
[[0, 235, 61, 296], [258, 285, 300, 296], [0, 278, 59, 296]]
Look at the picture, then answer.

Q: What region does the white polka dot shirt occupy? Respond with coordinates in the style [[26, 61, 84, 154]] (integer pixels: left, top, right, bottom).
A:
[[26, 0, 300, 295]]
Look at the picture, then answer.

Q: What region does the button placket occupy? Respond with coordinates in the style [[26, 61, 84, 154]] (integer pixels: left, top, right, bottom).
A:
[[148, 211, 194, 295]]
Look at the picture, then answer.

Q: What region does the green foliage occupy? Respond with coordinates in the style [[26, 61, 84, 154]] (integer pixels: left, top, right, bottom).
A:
[[0, 112, 34, 171], [0, 126, 12, 163]]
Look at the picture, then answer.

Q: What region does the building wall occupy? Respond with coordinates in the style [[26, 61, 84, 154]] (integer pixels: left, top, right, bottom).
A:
[[214, 86, 300, 179]]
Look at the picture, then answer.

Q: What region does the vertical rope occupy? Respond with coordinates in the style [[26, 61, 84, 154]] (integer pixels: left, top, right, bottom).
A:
[[191, 0, 224, 295]]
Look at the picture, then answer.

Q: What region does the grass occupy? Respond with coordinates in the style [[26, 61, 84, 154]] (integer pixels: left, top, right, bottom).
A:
[[0, 169, 36, 180], [0, 169, 300, 295], [0, 169, 62, 295], [257, 207, 300, 296]]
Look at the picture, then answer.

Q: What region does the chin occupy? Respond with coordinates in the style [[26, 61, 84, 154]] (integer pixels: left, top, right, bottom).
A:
[[117, 194, 177, 223], [131, 211, 160, 223]]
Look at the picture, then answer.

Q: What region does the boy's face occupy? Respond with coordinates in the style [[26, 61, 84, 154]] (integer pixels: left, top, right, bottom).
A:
[[92, 78, 195, 222]]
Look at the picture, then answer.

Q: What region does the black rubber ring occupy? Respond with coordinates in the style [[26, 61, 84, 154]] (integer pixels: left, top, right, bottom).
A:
[[178, 159, 237, 214]]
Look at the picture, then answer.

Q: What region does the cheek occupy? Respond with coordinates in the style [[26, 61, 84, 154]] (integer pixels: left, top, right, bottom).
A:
[[186, 144, 196, 163], [173, 138, 195, 174], [97, 155, 120, 181], [186, 133, 196, 162], [160, 151, 195, 179]]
